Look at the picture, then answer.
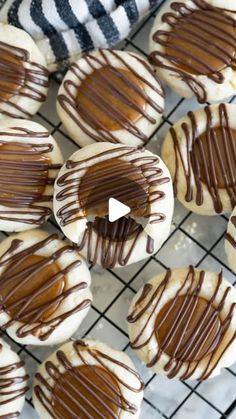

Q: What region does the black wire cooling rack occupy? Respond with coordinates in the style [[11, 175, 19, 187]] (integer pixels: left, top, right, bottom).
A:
[[1, 1, 236, 418]]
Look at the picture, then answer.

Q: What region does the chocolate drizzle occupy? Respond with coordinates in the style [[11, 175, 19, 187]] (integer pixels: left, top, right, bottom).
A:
[[0, 342, 29, 418], [0, 127, 62, 225], [34, 340, 144, 418], [225, 215, 236, 248], [170, 103, 236, 213], [56, 146, 169, 267], [0, 234, 91, 341], [127, 267, 236, 380], [76, 216, 156, 269], [58, 49, 164, 144], [149, 0, 236, 103], [0, 41, 48, 118]]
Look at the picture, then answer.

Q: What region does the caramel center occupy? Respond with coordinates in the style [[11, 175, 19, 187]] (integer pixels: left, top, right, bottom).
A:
[[0, 49, 25, 100], [76, 66, 146, 131], [155, 295, 221, 362], [0, 143, 50, 207], [52, 365, 122, 419], [192, 126, 236, 189], [0, 254, 64, 322], [79, 158, 149, 218], [166, 10, 236, 75]]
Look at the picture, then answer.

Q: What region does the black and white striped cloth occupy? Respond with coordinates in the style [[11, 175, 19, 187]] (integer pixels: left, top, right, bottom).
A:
[[0, 0, 159, 71]]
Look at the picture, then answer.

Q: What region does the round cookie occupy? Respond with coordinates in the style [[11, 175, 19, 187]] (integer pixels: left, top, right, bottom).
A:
[[0, 229, 92, 346], [0, 23, 48, 119], [33, 339, 144, 419], [162, 103, 236, 215], [0, 338, 28, 417], [149, 0, 236, 103], [225, 206, 236, 272], [0, 118, 63, 231], [127, 266, 236, 380], [54, 142, 174, 268], [57, 49, 164, 147]]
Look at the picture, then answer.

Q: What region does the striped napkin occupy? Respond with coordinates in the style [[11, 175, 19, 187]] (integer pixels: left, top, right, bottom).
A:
[[0, 0, 158, 71]]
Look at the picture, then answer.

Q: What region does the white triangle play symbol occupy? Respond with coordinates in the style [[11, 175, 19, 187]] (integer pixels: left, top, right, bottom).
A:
[[108, 198, 131, 222]]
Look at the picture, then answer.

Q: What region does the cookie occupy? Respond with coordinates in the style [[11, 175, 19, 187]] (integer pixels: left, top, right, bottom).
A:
[[54, 143, 174, 268], [57, 49, 164, 147], [149, 0, 236, 103], [127, 266, 236, 380], [225, 206, 236, 272], [0, 23, 48, 119], [0, 118, 63, 231], [0, 230, 92, 345], [33, 339, 144, 419], [0, 338, 28, 417], [162, 103, 236, 215]]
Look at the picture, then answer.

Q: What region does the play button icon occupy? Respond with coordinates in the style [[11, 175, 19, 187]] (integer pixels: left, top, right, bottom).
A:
[[108, 198, 131, 222]]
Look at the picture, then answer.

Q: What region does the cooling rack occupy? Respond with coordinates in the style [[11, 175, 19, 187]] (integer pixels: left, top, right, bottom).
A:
[[1, 1, 236, 417]]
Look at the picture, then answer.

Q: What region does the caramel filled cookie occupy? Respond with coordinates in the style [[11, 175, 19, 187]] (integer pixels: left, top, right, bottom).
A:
[[0, 119, 63, 231], [33, 339, 144, 419], [0, 230, 92, 345], [149, 0, 236, 102], [0, 338, 28, 417], [162, 103, 236, 215], [0, 23, 48, 119], [57, 49, 164, 147], [128, 267, 236, 380], [54, 143, 173, 268], [225, 206, 236, 272]]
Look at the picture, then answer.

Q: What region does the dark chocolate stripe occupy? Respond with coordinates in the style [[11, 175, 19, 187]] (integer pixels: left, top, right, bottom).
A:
[[0, 343, 29, 418]]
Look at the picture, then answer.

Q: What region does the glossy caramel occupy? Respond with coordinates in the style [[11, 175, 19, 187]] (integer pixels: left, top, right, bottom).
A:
[[76, 66, 146, 131], [51, 365, 122, 419], [155, 295, 221, 362], [0, 254, 64, 322]]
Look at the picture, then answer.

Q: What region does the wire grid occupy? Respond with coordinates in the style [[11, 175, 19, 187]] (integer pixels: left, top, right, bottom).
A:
[[1, 1, 236, 418]]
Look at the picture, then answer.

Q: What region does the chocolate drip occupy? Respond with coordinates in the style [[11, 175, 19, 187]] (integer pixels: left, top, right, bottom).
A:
[[127, 267, 236, 380], [0, 234, 91, 340], [0, 127, 62, 225], [76, 216, 155, 269], [58, 49, 164, 144], [34, 340, 144, 418], [170, 103, 236, 213], [56, 146, 169, 267], [225, 215, 236, 248], [0, 342, 29, 418], [0, 41, 48, 118], [149, 0, 236, 103]]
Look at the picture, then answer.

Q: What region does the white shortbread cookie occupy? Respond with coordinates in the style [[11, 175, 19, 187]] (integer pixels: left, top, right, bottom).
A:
[[127, 267, 236, 380], [206, 0, 236, 9], [0, 118, 64, 231], [0, 23, 48, 119], [225, 206, 236, 273], [57, 49, 165, 147], [0, 229, 92, 346], [33, 339, 144, 419], [162, 103, 236, 215], [0, 338, 28, 417], [149, 0, 236, 103], [54, 142, 174, 268]]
